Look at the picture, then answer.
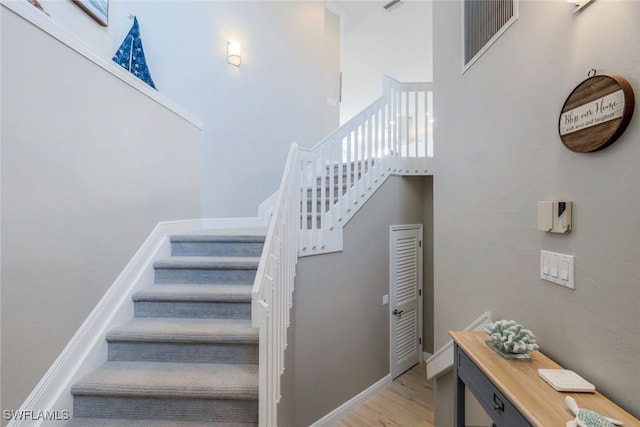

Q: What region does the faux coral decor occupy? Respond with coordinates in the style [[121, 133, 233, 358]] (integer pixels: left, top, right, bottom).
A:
[[485, 319, 539, 354]]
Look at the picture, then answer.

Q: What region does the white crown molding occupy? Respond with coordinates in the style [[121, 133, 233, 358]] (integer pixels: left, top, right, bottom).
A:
[[0, 0, 203, 130]]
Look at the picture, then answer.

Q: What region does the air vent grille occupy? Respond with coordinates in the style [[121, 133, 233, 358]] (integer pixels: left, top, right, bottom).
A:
[[463, 0, 517, 71]]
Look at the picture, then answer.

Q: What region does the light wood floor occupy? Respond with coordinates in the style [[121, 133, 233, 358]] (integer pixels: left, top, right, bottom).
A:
[[332, 362, 435, 427]]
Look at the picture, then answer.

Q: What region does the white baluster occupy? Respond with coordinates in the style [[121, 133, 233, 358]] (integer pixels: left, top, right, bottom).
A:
[[414, 90, 419, 159], [405, 88, 409, 160], [366, 115, 372, 193]]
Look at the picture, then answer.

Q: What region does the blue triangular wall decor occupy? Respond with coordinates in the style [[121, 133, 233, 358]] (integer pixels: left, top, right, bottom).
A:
[[113, 17, 156, 89]]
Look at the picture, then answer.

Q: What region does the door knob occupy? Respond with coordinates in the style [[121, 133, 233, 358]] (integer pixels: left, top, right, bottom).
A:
[[392, 309, 404, 316]]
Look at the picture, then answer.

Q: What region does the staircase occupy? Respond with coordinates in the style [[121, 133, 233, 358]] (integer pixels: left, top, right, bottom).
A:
[[66, 234, 265, 426], [12, 76, 431, 427], [252, 76, 433, 425]]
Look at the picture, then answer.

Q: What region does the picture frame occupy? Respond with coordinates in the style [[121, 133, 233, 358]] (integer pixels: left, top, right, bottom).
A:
[[72, 0, 109, 27]]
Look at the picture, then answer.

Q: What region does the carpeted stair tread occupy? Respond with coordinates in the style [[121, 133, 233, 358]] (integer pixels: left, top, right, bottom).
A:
[[154, 257, 260, 270], [66, 419, 256, 427], [170, 236, 265, 258], [133, 285, 252, 302], [106, 318, 258, 343], [71, 362, 258, 399], [67, 232, 262, 424], [171, 235, 265, 243]]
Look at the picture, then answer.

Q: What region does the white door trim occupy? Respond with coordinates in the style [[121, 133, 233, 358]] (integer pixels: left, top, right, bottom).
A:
[[389, 224, 423, 379]]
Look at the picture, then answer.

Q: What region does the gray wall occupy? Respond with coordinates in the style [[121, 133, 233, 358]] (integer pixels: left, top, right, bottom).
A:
[[1, 8, 201, 418], [432, 1, 640, 424], [279, 175, 431, 426]]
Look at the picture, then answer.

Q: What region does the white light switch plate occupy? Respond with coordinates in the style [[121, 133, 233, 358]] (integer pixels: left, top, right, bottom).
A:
[[541, 250, 575, 290], [382, 294, 389, 306]]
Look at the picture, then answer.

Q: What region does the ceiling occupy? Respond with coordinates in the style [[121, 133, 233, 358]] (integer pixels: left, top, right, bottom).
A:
[[331, 1, 409, 35]]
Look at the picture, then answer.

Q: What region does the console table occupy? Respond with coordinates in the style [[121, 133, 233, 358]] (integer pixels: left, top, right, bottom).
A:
[[450, 331, 639, 427]]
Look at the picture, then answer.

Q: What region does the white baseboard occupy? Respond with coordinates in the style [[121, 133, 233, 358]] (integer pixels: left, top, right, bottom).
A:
[[309, 374, 392, 427], [423, 351, 433, 362]]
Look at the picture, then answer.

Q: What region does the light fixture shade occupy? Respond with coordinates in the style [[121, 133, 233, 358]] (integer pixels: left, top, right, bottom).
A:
[[227, 41, 241, 67]]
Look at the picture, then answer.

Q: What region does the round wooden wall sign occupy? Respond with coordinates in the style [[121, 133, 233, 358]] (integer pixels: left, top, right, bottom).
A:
[[558, 74, 635, 153]]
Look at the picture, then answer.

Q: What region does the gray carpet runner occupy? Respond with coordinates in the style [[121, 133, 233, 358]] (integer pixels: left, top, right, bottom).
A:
[[67, 233, 265, 426], [303, 160, 370, 228]]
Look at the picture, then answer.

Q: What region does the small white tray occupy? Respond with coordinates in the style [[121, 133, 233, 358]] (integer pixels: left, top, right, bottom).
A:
[[538, 369, 595, 393]]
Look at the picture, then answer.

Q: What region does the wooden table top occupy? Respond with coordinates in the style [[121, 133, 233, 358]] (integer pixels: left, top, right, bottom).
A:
[[450, 331, 640, 427]]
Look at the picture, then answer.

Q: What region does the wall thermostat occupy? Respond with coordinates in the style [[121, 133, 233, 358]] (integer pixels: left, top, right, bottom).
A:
[[538, 201, 572, 233]]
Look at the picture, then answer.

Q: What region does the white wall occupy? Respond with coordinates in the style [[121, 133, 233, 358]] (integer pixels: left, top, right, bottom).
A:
[[0, 6, 202, 419], [122, 1, 336, 217], [132, 0, 337, 218], [432, 1, 640, 424], [340, 0, 433, 123], [36, 0, 113, 57], [35, 0, 338, 218], [196, 1, 336, 217]]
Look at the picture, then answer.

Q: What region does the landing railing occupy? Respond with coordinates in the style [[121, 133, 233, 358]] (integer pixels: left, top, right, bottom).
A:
[[252, 75, 432, 426], [299, 75, 433, 255]]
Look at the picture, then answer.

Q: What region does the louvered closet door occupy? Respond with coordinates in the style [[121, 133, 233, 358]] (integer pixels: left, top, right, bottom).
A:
[[390, 225, 423, 379]]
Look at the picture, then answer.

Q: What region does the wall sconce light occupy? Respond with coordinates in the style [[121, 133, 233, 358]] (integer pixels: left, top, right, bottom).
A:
[[567, 0, 594, 14], [227, 41, 241, 67]]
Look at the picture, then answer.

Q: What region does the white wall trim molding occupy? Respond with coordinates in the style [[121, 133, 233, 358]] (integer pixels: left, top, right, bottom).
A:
[[425, 311, 492, 380], [308, 374, 392, 427], [0, 0, 204, 130], [10, 218, 268, 427]]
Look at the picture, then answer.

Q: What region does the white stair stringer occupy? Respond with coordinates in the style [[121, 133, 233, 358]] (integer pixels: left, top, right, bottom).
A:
[[295, 76, 433, 259], [298, 157, 433, 257]]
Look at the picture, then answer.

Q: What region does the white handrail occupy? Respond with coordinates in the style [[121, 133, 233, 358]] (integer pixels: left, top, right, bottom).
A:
[[252, 76, 433, 426], [252, 142, 301, 427]]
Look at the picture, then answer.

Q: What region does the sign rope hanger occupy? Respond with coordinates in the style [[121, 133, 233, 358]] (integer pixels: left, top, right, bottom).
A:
[[558, 69, 635, 153]]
